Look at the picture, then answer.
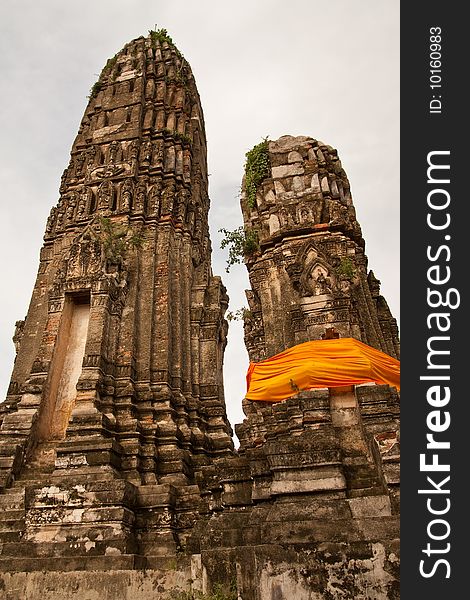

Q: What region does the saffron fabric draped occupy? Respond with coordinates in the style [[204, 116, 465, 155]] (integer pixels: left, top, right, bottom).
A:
[[246, 337, 400, 402]]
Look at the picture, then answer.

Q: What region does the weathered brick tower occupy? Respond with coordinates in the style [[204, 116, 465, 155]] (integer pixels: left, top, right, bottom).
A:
[[0, 36, 399, 600], [0, 31, 233, 575], [239, 135, 399, 364]]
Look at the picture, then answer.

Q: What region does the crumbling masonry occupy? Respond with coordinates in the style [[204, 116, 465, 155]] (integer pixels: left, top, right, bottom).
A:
[[0, 33, 400, 599]]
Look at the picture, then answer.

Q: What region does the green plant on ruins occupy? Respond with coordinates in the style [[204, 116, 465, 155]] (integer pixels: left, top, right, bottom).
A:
[[104, 54, 118, 78], [335, 257, 356, 279], [226, 307, 252, 322], [88, 80, 103, 100], [88, 54, 119, 99], [244, 137, 271, 209], [219, 226, 259, 272], [149, 27, 185, 61], [162, 128, 192, 146], [174, 131, 192, 145], [149, 27, 175, 47], [150, 27, 189, 90], [98, 217, 144, 264]]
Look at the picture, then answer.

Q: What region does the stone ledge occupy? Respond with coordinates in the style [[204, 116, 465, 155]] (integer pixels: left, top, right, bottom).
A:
[[0, 554, 146, 573]]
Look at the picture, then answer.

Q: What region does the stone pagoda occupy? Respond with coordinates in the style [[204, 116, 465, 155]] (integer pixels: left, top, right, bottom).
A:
[[189, 136, 400, 598], [0, 30, 233, 573]]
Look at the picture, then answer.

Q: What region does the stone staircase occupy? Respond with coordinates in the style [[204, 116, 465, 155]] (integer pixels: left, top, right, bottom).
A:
[[0, 442, 202, 574], [0, 443, 57, 549], [0, 486, 25, 545], [0, 449, 60, 572]]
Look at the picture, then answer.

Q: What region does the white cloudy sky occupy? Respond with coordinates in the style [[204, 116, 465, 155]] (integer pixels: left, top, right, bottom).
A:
[[0, 0, 399, 437]]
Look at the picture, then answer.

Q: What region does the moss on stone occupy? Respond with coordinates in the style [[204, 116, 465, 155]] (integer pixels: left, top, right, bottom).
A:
[[244, 138, 271, 209]]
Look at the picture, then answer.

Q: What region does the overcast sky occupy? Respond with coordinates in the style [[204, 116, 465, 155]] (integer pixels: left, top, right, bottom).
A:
[[0, 0, 399, 437]]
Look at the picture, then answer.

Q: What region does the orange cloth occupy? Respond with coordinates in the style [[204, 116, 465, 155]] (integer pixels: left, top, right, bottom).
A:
[[246, 337, 400, 402]]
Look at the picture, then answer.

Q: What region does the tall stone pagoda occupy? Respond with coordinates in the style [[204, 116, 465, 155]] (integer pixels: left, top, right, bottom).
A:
[[221, 135, 401, 599], [0, 30, 233, 571]]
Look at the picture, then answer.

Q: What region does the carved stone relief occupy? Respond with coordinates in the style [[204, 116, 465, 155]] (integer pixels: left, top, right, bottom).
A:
[[67, 232, 103, 279], [97, 180, 113, 211], [120, 179, 134, 212], [134, 181, 147, 213]]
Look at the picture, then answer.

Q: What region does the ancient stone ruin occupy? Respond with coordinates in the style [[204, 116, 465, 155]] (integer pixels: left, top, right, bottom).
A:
[[0, 32, 400, 599]]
